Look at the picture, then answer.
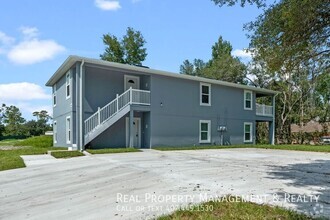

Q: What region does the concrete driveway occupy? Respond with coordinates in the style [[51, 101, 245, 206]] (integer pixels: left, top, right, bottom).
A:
[[0, 148, 329, 220]]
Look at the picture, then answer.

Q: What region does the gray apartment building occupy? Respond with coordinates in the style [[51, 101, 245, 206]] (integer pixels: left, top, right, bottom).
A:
[[46, 56, 277, 150]]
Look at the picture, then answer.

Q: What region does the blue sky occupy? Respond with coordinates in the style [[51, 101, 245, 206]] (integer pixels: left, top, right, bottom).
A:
[[0, 0, 262, 120]]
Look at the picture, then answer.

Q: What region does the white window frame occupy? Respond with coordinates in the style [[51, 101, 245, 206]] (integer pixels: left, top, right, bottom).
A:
[[199, 120, 211, 143], [53, 84, 57, 107], [53, 121, 57, 144], [244, 122, 253, 143], [200, 83, 211, 106], [244, 90, 253, 110], [66, 71, 71, 100], [66, 116, 71, 144]]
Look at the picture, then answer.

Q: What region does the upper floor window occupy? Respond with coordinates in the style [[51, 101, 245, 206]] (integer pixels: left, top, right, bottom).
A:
[[53, 84, 57, 107], [244, 90, 252, 110], [66, 71, 71, 99], [200, 83, 211, 106]]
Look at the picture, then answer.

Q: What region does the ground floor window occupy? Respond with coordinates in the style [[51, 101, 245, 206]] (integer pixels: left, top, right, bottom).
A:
[[53, 121, 57, 144], [66, 116, 71, 144], [244, 122, 253, 142], [199, 120, 211, 143]]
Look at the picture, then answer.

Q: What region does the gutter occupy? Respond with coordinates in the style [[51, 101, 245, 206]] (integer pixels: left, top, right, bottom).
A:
[[80, 60, 85, 151]]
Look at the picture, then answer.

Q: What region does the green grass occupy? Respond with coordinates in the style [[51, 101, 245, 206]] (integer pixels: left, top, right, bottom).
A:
[[158, 196, 314, 220], [87, 148, 141, 154], [0, 136, 64, 171], [51, 151, 85, 159], [14, 135, 53, 148], [154, 144, 330, 153], [0, 139, 23, 146]]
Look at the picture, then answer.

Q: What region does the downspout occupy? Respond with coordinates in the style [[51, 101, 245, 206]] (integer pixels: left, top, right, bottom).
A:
[[80, 60, 85, 151]]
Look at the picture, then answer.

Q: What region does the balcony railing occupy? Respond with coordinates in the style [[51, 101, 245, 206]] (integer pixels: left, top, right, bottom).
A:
[[256, 103, 273, 116]]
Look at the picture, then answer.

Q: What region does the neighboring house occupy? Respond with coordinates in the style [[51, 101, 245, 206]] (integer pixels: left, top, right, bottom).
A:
[[46, 56, 277, 150], [291, 121, 329, 134], [291, 121, 330, 144]]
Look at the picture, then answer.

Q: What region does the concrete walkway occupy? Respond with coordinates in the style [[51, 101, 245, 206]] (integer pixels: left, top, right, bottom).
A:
[[0, 148, 329, 220], [20, 155, 64, 166]]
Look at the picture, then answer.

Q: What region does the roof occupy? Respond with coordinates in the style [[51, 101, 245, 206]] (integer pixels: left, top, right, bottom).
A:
[[291, 121, 330, 133], [46, 55, 278, 95]]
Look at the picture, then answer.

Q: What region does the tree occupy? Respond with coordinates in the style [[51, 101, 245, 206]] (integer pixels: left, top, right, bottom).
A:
[[0, 104, 5, 137], [180, 36, 247, 83], [2, 105, 26, 136], [100, 27, 147, 65], [203, 55, 247, 83], [246, 0, 330, 73], [31, 110, 52, 136], [210, 36, 232, 61], [180, 59, 206, 76], [211, 0, 266, 7]]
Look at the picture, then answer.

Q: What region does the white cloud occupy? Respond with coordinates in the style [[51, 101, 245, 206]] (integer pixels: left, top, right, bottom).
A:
[[0, 31, 15, 45], [232, 49, 252, 59], [0, 27, 66, 65], [8, 39, 65, 65], [0, 82, 51, 101], [95, 0, 121, 10], [19, 26, 39, 39]]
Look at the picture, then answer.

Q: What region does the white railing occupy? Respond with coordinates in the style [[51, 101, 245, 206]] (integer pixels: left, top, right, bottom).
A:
[[84, 88, 150, 135], [131, 89, 151, 105], [256, 103, 273, 116]]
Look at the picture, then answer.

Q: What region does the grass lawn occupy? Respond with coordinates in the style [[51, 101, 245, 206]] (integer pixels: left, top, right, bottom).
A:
[[87, 148, 141, 154], [0, 139, 24, 146], [158, 197, 315, 220], [0, 136, 63, 171], [51, 151, 85, 159], [154, 144, 330, 153]]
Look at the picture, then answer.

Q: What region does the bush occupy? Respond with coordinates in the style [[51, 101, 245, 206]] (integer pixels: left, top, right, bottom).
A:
[[14, 136, 53, 148]]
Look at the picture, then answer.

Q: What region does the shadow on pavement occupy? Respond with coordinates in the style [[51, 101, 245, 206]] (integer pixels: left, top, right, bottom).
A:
[[267, 160, 330, 219]]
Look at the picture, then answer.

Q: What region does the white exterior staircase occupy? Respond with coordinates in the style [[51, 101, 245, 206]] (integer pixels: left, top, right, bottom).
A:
[[84, 88, 150, 144]]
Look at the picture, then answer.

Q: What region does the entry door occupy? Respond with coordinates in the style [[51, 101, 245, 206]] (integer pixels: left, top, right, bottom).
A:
[[124, 75, 140, 91], [126, 117, 141, 148]]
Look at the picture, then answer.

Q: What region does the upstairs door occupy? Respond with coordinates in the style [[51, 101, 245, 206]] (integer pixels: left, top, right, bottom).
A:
[[124, 75, 140, 91]]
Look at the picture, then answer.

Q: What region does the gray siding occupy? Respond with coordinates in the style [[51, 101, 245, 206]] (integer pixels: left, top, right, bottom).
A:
[[51, 62, 272, 149], [84, 66, 151, 148], [149, 74, 257, 146], [53, 68, 74, 148]]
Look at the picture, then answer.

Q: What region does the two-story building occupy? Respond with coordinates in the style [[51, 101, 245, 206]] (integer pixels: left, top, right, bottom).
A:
[[46, 55, 277, 150]]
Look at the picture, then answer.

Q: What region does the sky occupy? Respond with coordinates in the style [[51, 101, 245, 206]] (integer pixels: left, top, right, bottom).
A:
[[0, 0, 263, 120]]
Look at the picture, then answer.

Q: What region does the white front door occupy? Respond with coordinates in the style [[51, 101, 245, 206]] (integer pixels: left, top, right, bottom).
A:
[[124, 75, 140, 91], [126, 117, 141, 148]]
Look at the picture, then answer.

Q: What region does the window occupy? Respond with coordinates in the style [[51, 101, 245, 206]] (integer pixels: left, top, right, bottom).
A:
[[244, 122, 253, 142], [53, 121, 57, 144], [200, 83, 211, 106], [244, 90, 252, 110], [66, 71, 71, 99], [199, 120, 211, 143], [53, 84, 57, 107], [66, 116, 71, 144]]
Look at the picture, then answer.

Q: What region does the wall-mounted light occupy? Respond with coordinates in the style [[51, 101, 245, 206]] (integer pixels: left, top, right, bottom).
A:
[[160, 102, 163, 107]]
